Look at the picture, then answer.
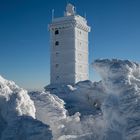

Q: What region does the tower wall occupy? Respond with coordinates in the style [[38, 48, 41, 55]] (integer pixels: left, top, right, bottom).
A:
[[75, 25, 89, 83], [49, 4, 90, 85]]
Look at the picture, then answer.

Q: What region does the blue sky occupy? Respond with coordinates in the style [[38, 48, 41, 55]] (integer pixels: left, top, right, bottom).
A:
[[0, 0, 140, 90]]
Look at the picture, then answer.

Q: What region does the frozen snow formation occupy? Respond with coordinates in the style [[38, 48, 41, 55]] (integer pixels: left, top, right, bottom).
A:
[[93, 59, 140, 140], [0, 75, 35, 120], [30, 91, 94, 140], [29, 91, 68, 139], [1, 59, 140, 140], [0, 75, 52, 140], [45, 59, 140, 140]]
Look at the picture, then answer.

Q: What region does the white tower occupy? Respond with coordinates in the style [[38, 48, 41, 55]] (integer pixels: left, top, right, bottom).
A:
[[49, 3, 90, 85]]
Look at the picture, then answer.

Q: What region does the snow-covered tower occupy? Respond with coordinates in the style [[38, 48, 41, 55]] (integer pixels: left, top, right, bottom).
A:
[[49, 3, 90, 85]]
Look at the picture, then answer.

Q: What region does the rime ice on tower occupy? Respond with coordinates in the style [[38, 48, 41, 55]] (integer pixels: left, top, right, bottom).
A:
[[49, 3, 90, 85]]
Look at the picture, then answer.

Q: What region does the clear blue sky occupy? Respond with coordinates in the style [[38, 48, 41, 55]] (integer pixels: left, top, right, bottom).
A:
[[0, 0, 140, 90]]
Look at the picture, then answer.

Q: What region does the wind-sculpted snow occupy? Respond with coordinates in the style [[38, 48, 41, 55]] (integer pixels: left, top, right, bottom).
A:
[[29, 91, 97, 140], [94, 59, 140, 92], [45, 81, 106, 116], [29, 91, 67, 124], [45, 59, 140, 140], [29, 91, 68, 139], [93, 59, 140, 140], [0, 75, 35, 120], [0, 76, 52, 140], [1, 59, 140, 140]]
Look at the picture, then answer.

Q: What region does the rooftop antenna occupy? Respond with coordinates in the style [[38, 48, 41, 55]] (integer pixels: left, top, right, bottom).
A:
[[75, 6, 77, 15], [52, 9, 54, 21], [64, 1, 69, 16], [84, 12, 87, 19]]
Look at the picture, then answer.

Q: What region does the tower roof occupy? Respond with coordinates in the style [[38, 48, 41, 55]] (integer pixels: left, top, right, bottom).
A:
[[65, 3, 76, 16], [49, 3, 91, 32]]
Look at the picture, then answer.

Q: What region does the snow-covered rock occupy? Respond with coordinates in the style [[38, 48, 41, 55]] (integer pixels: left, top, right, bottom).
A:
[[29, 91, 67, 124], [0, 75, 52, 140], [29, 91, 67, 139], [0, 75, 35, 120]]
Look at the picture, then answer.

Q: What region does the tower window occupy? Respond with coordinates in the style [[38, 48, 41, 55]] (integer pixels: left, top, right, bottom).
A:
[[56, 76, 59, 80], [55, 41, 59, 46], [55, 64, 59, 68], [55, 30, 59, 35], [56, 52, 59, 56]]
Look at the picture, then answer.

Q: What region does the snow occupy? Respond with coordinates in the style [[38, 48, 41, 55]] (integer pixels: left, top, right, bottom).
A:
[[93, 59, 140, 140], [0, 75, 35, 121], [1, 59, 140, 140], [45, 59, 140, 140], [29, 91, 67, 139], [1, 116, 52, 140], [45, 80, 105, 116], [0, 76, 52, 140]]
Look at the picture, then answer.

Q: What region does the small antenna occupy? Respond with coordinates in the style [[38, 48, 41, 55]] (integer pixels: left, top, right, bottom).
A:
[[84, 12, 87, 19], [75, 6, 77, 15], [52, 9, 54, 21]]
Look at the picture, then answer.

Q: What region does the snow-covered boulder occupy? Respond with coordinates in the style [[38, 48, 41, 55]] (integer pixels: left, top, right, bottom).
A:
[[0, 75, 52, 140], [0, 75, 35, 121], [29, 91, 67, 124]]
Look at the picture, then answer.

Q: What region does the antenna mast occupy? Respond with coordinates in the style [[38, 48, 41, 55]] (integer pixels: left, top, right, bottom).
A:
[[75, 6, 77, 15], [84, 12, 86, 19], [52, 9, 54, 21]]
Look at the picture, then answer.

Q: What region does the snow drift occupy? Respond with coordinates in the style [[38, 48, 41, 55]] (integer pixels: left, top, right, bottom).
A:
[[1, 59, 140, 140]]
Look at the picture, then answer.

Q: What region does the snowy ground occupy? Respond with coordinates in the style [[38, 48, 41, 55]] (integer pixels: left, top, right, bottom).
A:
[[1, 59, 140, 140]]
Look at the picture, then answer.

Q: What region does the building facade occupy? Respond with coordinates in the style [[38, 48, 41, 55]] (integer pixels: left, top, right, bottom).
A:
[[49, 3, 90, 85]]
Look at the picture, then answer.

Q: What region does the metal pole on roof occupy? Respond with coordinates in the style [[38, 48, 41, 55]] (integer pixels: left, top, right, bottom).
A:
[[75, 6, 76, 15], [84, 12, 87, 19], [52, 9, 54, 21]]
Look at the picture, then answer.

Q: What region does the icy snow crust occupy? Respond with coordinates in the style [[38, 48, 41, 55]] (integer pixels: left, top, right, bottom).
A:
[[1, 59, 140, 140]]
